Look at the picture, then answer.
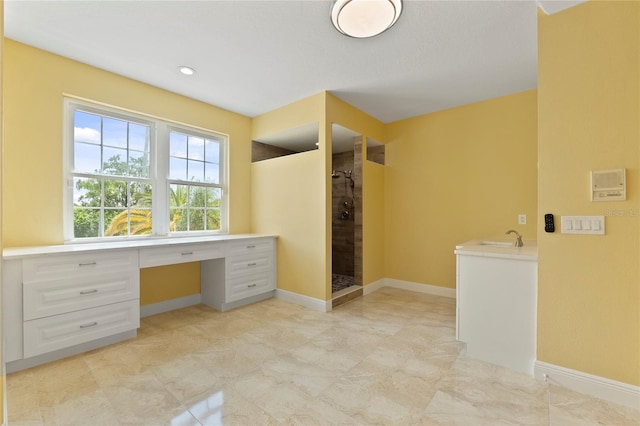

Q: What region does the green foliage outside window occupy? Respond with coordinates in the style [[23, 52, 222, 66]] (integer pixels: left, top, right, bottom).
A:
[[74, 155, 221, 237]]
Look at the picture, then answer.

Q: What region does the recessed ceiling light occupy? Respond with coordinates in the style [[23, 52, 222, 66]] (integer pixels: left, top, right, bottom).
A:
[[178, 66, 196, 76]]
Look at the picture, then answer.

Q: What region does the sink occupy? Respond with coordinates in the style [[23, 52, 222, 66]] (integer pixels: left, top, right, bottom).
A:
[[479, 241, 513, 247]]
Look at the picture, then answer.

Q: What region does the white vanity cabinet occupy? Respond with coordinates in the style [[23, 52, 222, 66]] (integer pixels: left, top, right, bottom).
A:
[[225, 238, 276, 303], [3, 234, 277, 372], [3, 249, 140, 367], [138, 242, 226, 268], [202, 237, 276, 311], [455, 240, 537, 375]]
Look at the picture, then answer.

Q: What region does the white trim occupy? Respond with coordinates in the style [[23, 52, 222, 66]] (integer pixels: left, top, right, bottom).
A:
[[140, 293, 202, 317], [275, 289, 331, 312], [384, 278, 456, 298], [276, 277, 454, 313], [363, 278, 385, 295], [535, 360, 640, 410]]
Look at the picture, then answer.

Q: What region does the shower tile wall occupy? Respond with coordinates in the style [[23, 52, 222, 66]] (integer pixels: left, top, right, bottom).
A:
[[332, 150, 355, 278], [353, 136, 363, 288], [332, 137, 363, 288]]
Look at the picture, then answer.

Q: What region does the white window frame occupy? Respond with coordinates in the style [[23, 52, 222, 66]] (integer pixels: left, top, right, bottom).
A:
[[63, 98, 228, 242], [165, 124, 227, 235]]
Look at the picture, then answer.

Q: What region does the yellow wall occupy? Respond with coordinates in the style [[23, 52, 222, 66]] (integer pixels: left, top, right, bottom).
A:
[[3, 40, 253, 305], [385, 90, 538, 288], [537, 1, 639, 386], [251, 93, 327, 300], [139, 262, 201, 305], [363, 159, 385, 285], [251, 92, 386, 300], [1, 2, 5, 423]]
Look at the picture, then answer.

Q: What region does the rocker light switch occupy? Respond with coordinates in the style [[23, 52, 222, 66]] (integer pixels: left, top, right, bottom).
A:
[[561, 216, 605, 235]]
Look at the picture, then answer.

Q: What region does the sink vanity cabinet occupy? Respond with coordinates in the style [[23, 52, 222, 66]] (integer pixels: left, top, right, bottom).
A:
[[455, 240, 537, 375], [3, 234, 277, 372]]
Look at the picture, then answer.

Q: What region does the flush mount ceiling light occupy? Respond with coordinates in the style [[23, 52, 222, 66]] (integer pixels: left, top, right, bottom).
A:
[[178, 66, 196, 76], [331, 0, 402, 38]]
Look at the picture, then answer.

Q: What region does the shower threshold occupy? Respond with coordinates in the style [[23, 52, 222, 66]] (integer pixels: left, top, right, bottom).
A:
[[331, 284, 363, 308]]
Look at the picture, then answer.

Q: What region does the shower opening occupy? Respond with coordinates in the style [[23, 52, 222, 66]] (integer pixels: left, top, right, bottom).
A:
[[331, 124, 362, 299]]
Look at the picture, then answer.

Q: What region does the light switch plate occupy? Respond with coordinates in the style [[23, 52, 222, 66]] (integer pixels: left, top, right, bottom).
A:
[[561, 216, 605, 235]]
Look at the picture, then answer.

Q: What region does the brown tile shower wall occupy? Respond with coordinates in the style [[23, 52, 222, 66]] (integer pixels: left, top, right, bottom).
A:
[[353, 137, 363, 287], [332, 150, 354, 277], [331, 137, 362, 285]]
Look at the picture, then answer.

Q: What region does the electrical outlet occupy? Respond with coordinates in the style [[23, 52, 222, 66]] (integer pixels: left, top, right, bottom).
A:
[[518, 214, 527, 225]]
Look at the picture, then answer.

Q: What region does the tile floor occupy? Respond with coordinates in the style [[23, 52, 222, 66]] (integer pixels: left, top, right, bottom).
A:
[[331, 274, 355, 293], [6, 287, 640, 425]]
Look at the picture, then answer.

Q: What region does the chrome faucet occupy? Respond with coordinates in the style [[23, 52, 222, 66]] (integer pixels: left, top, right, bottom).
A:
[[505, 229, 524, 247]]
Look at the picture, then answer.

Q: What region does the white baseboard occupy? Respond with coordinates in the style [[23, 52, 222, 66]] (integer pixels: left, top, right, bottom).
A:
[[383, 278, 456, 298], [363, 278, 385, 295], [535, 360, 640, 410], [278, 277, 454, 313], [275, 289, 331, 312], [140, 294, 202, 318]]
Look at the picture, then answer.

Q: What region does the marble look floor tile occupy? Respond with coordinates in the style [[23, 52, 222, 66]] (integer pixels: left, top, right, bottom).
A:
[[29, 356, 101, 407], [38, 389, 119, 425], [152, 353, 225, 403], [191, 312, 266, 339], [422, 389, 526, 426], [428, 357, 549, 425], [290, 338, 367, 373], [8, 287, 636, 425], [253, 354, 343, 397], [101, 372, 186, 425], [548, 384, 640, 425], [184, 384, 278, 426], [83, 336, 166, 385], [141, 304, 215, 333], [318, 366, 437, 425], [230, 368, 321, 422], [192, 334, 281, 379], [357, 342, 457, 380], [282, 397, 356, 425], [6, 370, 42, 425]]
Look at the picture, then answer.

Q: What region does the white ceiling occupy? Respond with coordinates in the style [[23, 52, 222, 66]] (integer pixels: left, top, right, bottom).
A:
[[4, 0, 586, 124]]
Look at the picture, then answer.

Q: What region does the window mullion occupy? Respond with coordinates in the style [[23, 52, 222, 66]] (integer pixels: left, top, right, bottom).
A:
[[153, 122, 169, 236]]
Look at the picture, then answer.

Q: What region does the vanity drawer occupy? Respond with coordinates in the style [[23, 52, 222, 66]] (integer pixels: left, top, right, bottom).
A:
[[226, 273, 274, 303], [23, 299, 139, 358], [139, 242, 225, 268], [23, 271, 139, 321], [226, 253, 273, 277], [23, 250, 139, 283], [227, 238, 274, 256]]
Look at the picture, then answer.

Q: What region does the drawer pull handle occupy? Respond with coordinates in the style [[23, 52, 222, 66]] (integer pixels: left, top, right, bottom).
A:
[[79, 262, 97, 267], [80, 289, 98, 295], [247, 244, 256, 248], [80, 322, 98, 329], [248, 284, 257, 288], [181, 252, 193, 256], [247, 262, 257, 267]]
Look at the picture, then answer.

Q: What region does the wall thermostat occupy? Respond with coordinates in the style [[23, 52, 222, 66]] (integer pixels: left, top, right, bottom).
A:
[[591, 168, 626, 201]]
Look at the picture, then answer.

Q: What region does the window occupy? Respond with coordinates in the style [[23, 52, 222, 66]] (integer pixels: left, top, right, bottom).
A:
[[168, 130, 223, 232], [66, 100, 226, 240]]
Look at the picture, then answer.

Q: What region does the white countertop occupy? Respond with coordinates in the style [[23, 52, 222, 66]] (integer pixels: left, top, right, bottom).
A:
[[3, 234, 278, 260], [454, 238, 538, 261]]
